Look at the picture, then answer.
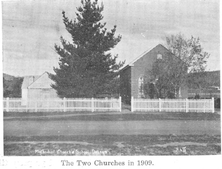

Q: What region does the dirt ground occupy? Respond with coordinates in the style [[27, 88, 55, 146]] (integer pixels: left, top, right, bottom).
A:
[[4, 134, 221, 156]]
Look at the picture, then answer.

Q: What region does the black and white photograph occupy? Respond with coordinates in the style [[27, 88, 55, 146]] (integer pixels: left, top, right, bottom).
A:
[[1, 0, 221, 167]]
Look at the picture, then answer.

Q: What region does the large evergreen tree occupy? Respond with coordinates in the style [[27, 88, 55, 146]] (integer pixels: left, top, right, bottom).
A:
[[50, 0, 124, 98]]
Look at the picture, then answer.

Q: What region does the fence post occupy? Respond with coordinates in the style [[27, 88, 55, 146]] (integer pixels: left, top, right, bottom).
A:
[[6, 97, 9, 112], [46, 100, 49, 112], [203, 100, 206, 113], [63, 98, 66, 112], [212, 97, 214, 113], [159, 98, 161, 112], [131, 96, 134, 112], [26, 100, 28, 112], [91, 98, 94, 112], [186, 98, 188, 113], [119, 96, 122, 112], [35, 102, 37, 112]]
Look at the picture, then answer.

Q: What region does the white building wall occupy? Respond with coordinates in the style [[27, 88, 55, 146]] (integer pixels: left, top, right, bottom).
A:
[[28, 88, 58, 100], [21, 88, 28, 105]]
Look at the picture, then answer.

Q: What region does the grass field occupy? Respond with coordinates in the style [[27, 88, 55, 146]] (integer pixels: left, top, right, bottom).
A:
[[4, 111, 221, 156], [4, 111, 220, 121], [4, 134, 221, 156]]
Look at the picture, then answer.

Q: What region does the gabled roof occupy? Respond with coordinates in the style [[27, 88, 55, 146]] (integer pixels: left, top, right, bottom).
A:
[[129, 44, 168, 66], [119, 44, 181, 73], [119, 44, 170, 72], [28, 72, 54, 89], [21, 72, 54, 89]]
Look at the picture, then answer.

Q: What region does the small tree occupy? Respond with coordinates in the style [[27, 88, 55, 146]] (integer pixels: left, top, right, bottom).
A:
[[165, 33, 210, 92], [166, 33, 210, 73], [145, 33, 210, 98], [145, 54, 186, 98], [144, 82, 156, 99], [50, 0, 124, 98]]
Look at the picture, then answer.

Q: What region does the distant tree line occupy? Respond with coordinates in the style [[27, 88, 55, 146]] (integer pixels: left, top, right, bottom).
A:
[[3, 75, 23, 98]]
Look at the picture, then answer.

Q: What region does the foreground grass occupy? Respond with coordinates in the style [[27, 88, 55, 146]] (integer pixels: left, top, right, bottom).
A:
[[4, 111, 220, 121], [4, 135, 221, 156]]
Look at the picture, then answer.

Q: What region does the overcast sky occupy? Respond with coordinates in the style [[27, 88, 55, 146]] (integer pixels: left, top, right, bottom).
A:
[[2, 0, 220, 76]]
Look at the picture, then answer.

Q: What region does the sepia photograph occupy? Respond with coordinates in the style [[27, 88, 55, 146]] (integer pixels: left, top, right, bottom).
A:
[[1, 0, 221, 163]]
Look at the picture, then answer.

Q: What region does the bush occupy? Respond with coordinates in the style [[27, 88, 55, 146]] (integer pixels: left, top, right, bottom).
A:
[[214, 98, 220, 109]]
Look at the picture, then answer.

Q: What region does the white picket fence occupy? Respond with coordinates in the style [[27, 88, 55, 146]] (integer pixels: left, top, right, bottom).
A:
[[131, 97, 215, 113], [3, 97, 215, 113], [3, 97, 122, 112]]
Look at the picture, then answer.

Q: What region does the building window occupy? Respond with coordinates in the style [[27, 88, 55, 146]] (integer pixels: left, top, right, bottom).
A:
[[138, 76, 145, 98], [157, 53, 162, 59]]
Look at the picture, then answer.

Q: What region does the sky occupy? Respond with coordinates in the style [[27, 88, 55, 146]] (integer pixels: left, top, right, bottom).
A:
[[1, 0, 220, 76]]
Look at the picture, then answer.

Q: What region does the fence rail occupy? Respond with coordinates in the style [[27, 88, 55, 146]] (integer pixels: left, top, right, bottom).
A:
[[3, 97, 122, 112], [131, 97, 214, 113]]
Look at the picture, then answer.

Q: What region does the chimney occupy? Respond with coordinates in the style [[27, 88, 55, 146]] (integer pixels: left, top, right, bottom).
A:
[[29, 76, 35, 84]]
